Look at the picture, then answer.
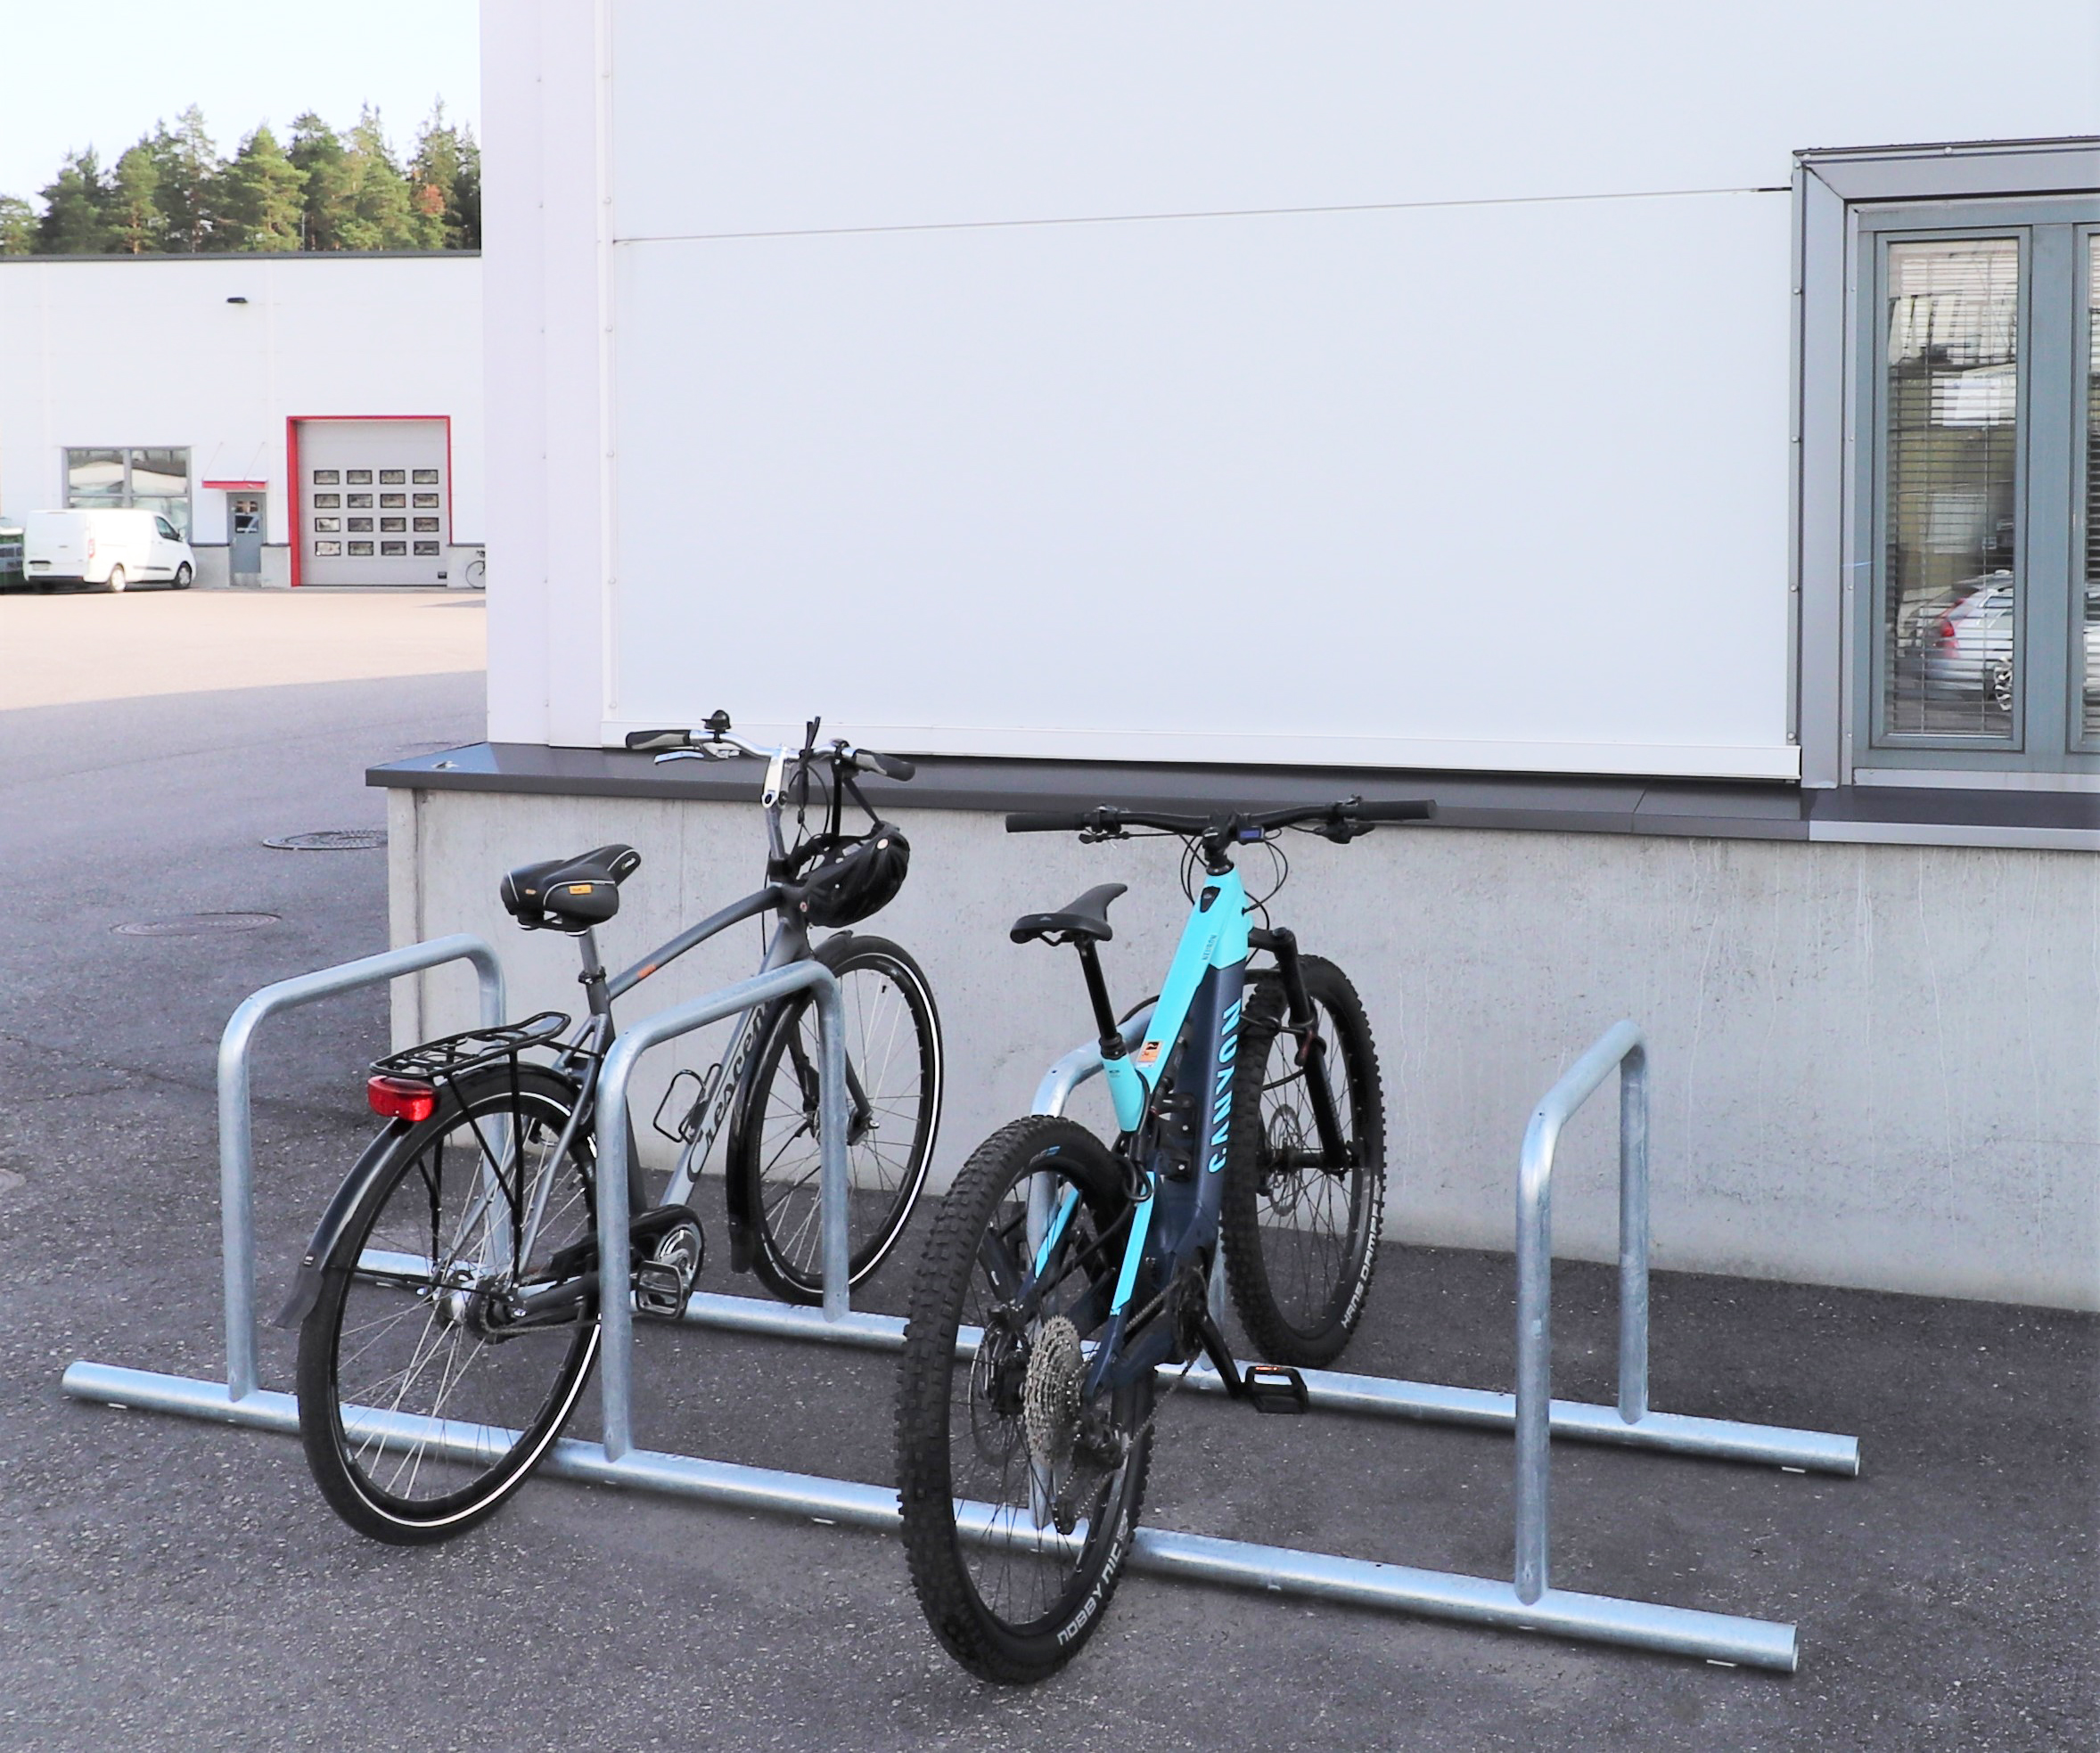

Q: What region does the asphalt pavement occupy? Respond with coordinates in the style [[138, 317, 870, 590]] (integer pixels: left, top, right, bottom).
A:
[[0, 589, 2092, 1751]]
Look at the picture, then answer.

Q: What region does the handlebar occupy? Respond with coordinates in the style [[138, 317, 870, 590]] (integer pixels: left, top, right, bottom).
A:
[[624, 729, 691, 753], [624, 725, 915, 781], [853, 748, 916, 782], [1005, 799, 1435, 839], [1005, 810, 1092, 833]]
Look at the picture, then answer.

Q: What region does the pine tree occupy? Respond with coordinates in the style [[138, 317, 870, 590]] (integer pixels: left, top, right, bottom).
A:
[[109, 143, 165, 253], [286, 111, 350, 251], [449, 133, 480, 250], [36, 151, 111, 254], [213, 125, 306, 251], [152, 105, 221, 251], [336, 106, 422, 250], [411, 102, 480, 250], [0, 195, 36, 255]]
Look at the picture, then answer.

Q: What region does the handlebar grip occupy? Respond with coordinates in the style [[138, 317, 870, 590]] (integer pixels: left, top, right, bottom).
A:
[[854, 749, 916, 782], [1005, 810, 1089, 833], [1352, 799, 1437, 823], [624, 729, 689, 752]]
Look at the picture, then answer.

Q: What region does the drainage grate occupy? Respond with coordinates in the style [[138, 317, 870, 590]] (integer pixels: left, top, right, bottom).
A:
[[262, 829, 388, 852], [114, 913, 282, 938]]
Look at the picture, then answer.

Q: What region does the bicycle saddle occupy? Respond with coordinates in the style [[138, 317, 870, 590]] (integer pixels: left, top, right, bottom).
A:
[[501, 843, 642, 931], [1010, 882, 1127, 946]]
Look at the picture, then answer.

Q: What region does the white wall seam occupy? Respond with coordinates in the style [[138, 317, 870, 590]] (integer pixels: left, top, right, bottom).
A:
[[609, 182, 1793, 249]]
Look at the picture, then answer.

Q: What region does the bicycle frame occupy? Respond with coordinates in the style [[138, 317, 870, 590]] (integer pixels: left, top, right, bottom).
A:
[[1027, 864, 1252, 1400], [497, 746, 831, 1257], [399, 721, 900, 1303]]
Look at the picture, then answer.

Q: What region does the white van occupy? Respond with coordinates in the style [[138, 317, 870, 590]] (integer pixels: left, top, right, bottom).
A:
[[22, 508, 194, 593]]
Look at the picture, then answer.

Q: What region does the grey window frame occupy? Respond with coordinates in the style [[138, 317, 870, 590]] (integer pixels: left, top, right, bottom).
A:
[[63, 446, 193, 537], [1794, 139, 2100, 790]]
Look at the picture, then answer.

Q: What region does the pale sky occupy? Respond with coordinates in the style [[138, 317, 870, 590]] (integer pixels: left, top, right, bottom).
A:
[[0, 0, 480, 204]]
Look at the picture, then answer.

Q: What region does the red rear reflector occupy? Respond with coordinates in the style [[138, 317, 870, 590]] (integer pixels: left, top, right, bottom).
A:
[[368, 1075, 437, 1122]]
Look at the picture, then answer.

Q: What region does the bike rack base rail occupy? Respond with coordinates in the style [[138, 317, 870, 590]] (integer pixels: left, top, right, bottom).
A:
[[663, 1291, 1858, 1475], [61, 1360, 1796, 1670]]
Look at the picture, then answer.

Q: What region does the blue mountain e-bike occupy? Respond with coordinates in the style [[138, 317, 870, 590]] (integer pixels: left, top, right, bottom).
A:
[[896, 795, 1432, 1682]]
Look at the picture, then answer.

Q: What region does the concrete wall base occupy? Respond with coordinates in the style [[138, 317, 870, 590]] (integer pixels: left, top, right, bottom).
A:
[[387, 785, 2100, 1310]]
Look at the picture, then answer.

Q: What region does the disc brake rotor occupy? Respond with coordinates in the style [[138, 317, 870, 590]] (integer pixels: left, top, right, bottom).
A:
[[1264, 1108, 1309, 1212]]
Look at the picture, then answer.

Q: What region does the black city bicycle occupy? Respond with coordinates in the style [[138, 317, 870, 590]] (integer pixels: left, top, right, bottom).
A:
[[897, 796, 1429, 1681], [282, 714, 943, 1543]]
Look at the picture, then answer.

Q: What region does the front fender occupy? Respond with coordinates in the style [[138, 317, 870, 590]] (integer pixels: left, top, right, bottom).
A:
[[271, 1120, 410, 1328]]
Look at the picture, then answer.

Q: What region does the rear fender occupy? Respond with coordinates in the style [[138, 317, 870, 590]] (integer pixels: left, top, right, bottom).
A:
[[271, 1120, 410, 1328]]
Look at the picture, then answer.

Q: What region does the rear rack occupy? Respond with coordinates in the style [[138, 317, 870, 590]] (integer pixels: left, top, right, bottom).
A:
[[371, 1011, 571, 1082]]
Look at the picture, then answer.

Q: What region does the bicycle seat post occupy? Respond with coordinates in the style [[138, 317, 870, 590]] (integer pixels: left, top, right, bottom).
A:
[[575, 926, 612, 1020], [1071, 938, 1125, 1066]]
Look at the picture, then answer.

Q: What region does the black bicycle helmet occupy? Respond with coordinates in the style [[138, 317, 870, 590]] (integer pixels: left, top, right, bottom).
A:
[[790, 823, 910, 928]]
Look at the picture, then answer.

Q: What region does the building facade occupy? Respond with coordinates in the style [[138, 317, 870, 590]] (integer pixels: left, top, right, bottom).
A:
[[375, 4, 2100, 1309], [0, 251, 482, 586]]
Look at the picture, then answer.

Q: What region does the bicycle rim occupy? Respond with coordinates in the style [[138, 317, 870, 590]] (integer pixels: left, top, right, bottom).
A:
[[307, 1075, 598, 1532]]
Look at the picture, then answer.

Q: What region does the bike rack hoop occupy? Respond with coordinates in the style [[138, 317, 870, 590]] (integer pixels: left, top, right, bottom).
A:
[[1513, 1019, 1648, 1605], [592, 958, 850, 1462], [217, 933, 505, 1403]]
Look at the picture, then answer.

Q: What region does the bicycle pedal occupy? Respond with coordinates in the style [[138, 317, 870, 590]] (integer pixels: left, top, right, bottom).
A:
[[629, 1204, 704, 1319], [1242, 1364, 1310, 1414]]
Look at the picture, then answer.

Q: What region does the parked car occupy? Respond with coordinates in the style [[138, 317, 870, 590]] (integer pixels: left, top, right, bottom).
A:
[[21, 507, 194, 593], [1918, 572, 2100, 712]]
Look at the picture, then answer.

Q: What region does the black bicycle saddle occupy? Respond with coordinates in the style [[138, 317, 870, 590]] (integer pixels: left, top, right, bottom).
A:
[[501, 844, 642, 931], [1010, 882, 1127, 946]]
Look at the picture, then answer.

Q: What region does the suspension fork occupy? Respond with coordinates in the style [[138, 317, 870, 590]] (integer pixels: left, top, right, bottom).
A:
[[1248, 926, 1353, 1169]]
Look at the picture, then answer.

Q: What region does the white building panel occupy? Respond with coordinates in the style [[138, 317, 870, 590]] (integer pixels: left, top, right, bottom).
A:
[[611, 2, 2100, 237], [609, 190, 1794, 774]]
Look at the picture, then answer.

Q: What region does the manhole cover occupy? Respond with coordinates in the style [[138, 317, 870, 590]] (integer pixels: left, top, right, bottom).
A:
[[114, 913, 281, 938], [263, 829, 388, 852]]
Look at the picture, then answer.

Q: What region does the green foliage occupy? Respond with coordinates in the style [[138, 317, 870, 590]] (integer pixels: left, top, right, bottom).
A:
[[336, 107, 429, 250], [37, 150, 112, 254], [109, 144, 165, 254], [286, 111, 350, 251], [412, 102, 481, 250], [0, 195, 37, 255], [3, 102, 476, 257], [153, 106, 221, 252], [212, 126, 306, 253]]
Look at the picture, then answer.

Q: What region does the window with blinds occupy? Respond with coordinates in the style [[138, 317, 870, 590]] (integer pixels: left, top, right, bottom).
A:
[[1882, 241, 2021, 741], [1856, 199, 2100, 779], [2084, 233, 2100, 746]]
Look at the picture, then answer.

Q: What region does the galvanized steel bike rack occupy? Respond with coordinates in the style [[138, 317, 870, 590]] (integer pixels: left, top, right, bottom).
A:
[[588, 959, 852, 1458], [65, 958, 1853, 1670], [232, 934, 506, 1403]]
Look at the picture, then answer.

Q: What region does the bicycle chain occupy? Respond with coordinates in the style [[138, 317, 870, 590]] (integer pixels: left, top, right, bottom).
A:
[[1103, 1264, 1212, 1462]]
